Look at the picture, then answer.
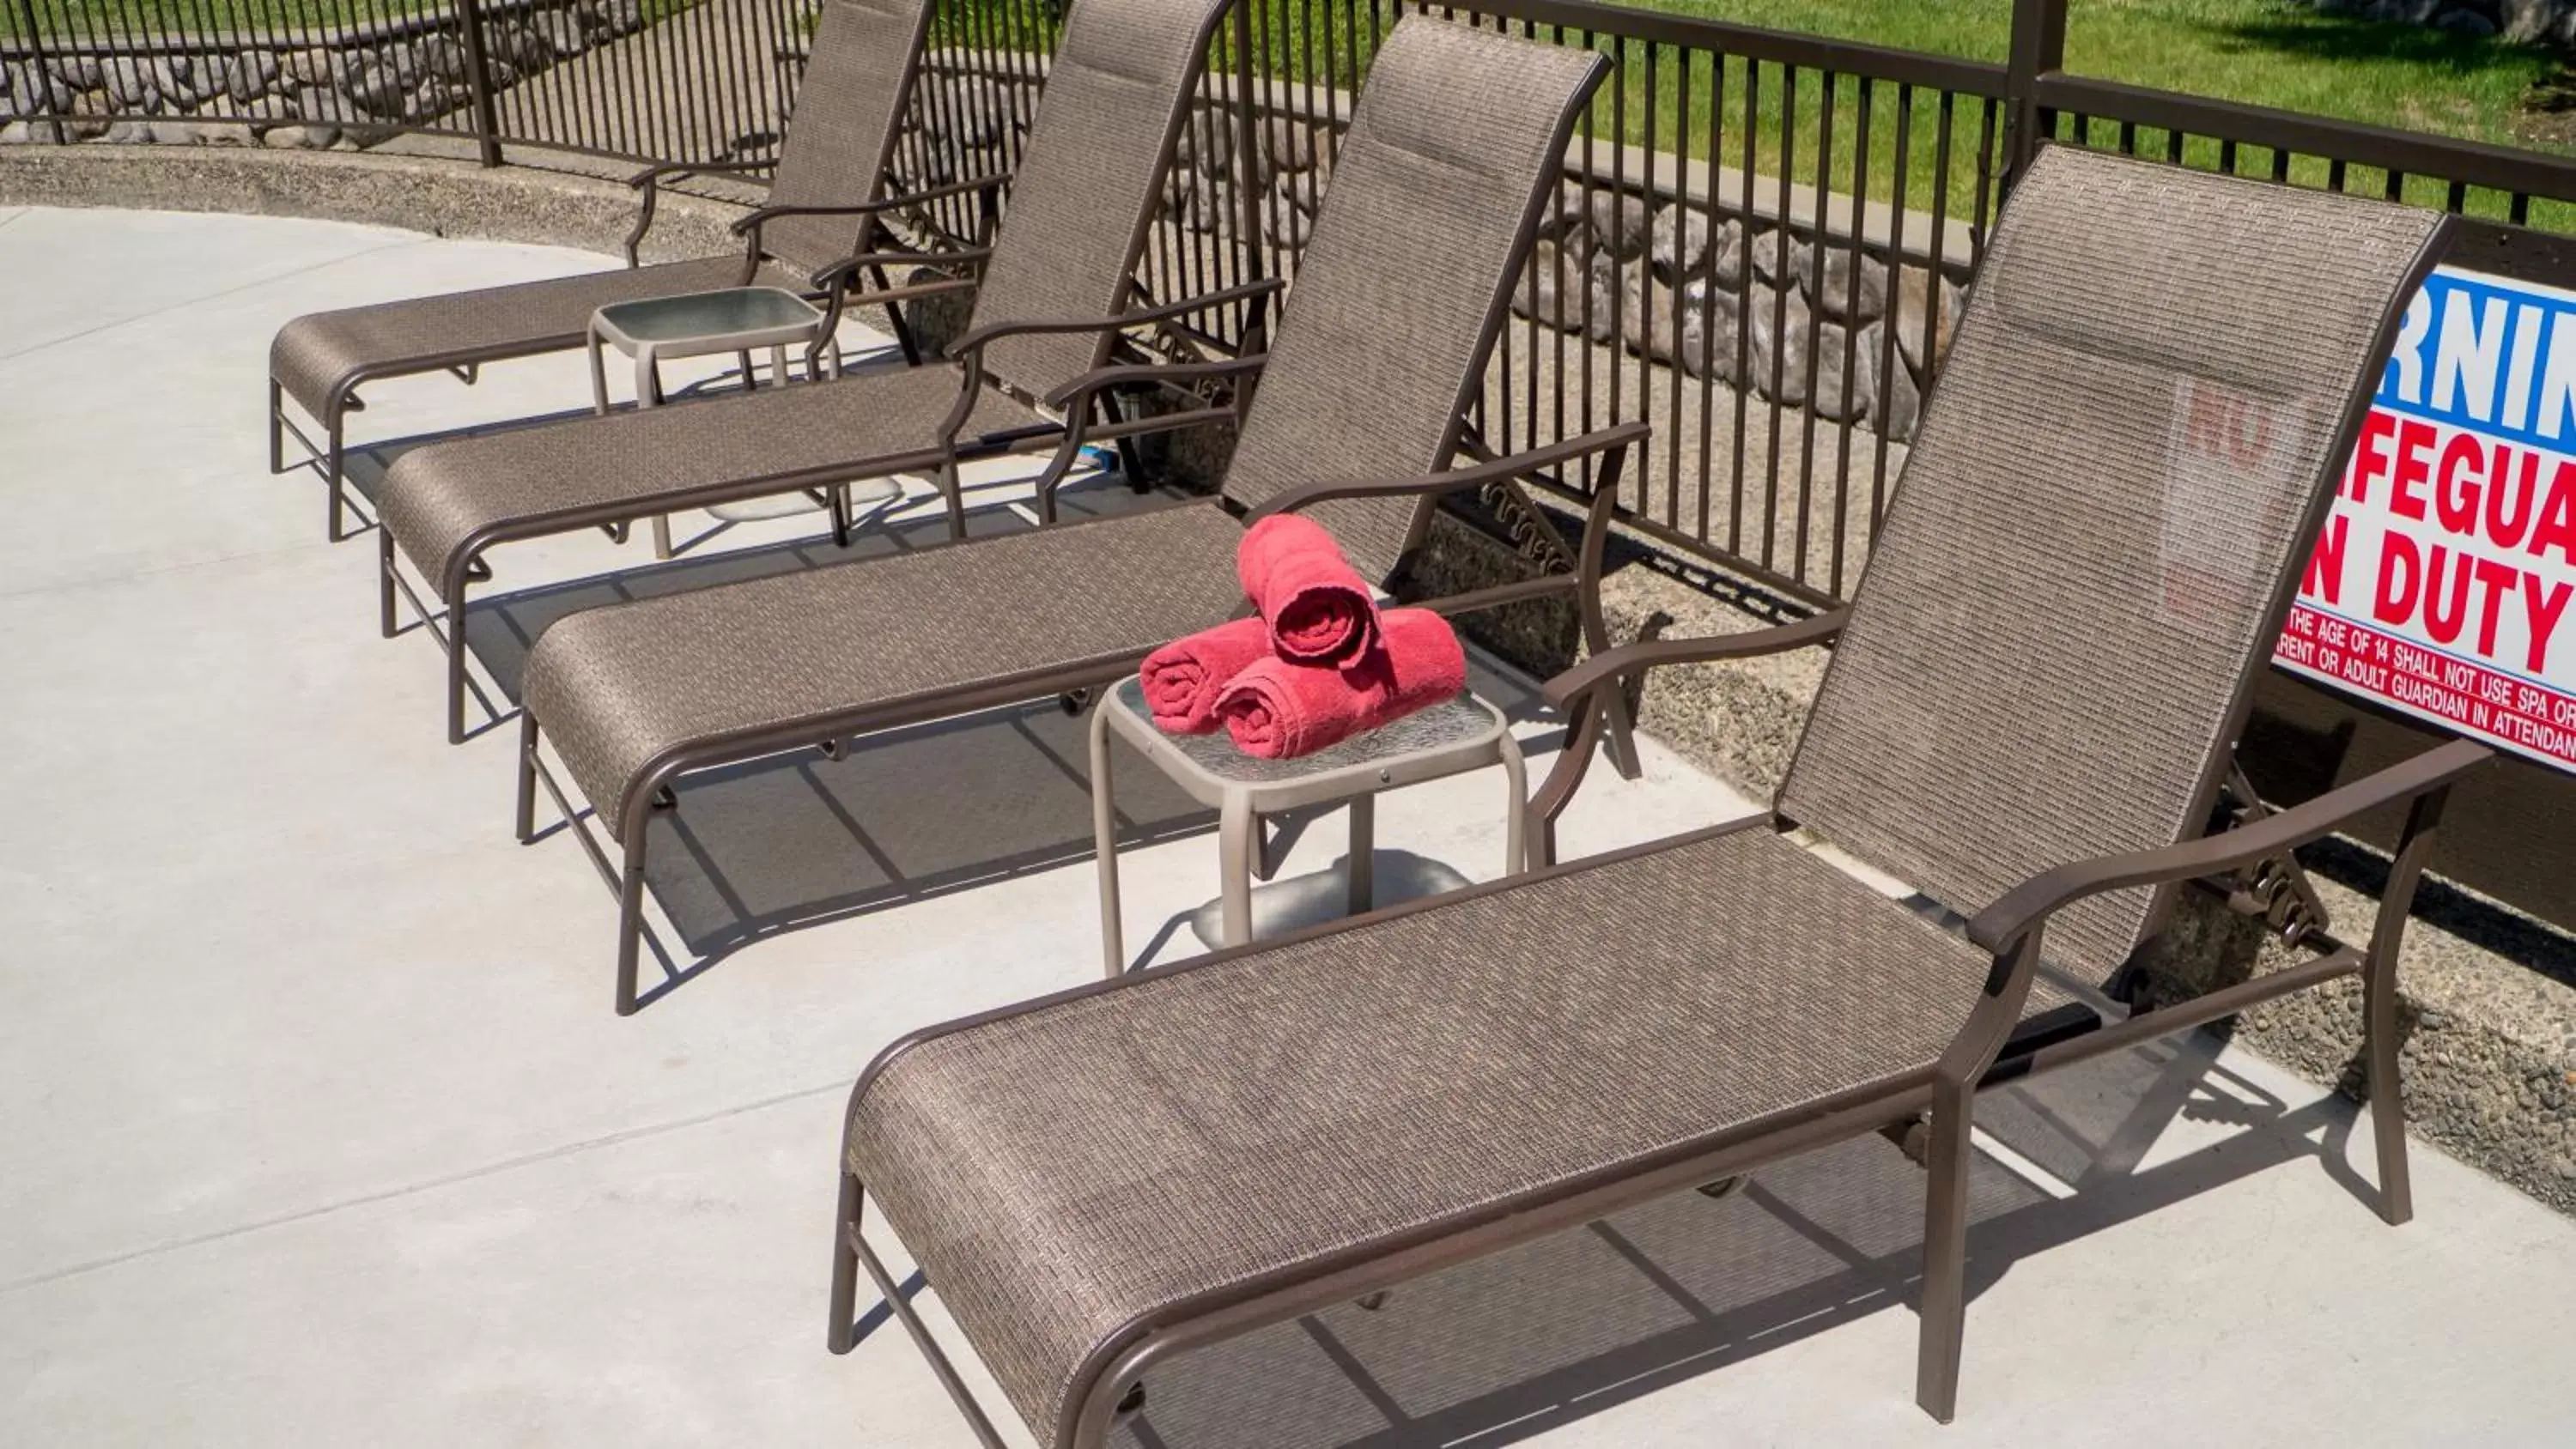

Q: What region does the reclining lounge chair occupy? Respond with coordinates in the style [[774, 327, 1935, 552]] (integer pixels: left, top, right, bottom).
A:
[[830, 147, 2488, 1445], [267, 0, 961, 542], [511, 19, 1626, 1014], [379, 0, 1257, 743]]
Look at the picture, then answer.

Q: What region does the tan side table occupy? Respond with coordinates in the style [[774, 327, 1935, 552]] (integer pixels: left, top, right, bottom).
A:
[[1088, 674, 1528, 977], [586, 285, 896, 555]]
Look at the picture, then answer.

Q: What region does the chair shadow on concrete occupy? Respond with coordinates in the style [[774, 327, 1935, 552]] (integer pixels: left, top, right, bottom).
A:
[[854, 1027, 2385, 1448]]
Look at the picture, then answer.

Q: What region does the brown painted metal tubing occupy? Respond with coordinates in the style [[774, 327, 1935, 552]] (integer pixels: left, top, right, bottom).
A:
[[1054, 1072, 1941, 1448], [1540, 608, 1853, 712], [1968, 737, 2493, 954], [1987, 944, 2361, 1088]]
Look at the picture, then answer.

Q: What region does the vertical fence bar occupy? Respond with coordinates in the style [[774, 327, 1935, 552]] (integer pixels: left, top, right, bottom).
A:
[[2004, 0, 2064, 182], [454, 0, 506, 165]]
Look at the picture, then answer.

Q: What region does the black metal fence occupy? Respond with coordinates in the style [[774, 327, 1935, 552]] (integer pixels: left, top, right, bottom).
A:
[[13, 0, 2576, 604]]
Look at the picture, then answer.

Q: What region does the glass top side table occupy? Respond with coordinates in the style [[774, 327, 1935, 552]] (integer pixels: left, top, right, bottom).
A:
[[1087, 674, 1529, 977], [587, 286, 896, 555]]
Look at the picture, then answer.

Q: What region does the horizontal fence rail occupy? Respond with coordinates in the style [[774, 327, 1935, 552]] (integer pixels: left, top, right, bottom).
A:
[[11, 0, 2576, 602]]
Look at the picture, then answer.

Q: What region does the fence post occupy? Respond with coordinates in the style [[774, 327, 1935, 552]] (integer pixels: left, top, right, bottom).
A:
[[2003, 0, 2067, 182], [453, 0, 507, 167], [1232, 0, 1263, 286]]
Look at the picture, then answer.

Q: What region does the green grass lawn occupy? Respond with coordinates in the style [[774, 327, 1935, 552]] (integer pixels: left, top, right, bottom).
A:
[[1571, 0, 2573, 233], [1660, 0, 2560, 152]]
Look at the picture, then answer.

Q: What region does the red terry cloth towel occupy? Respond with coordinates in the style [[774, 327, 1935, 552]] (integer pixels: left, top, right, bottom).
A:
[[1237, 513, 1382, 669], [1214, 609, 1467, 759], [1138, 616, 1273, 734]]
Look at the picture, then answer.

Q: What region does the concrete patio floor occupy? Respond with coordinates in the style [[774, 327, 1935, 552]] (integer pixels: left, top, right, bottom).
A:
[[5, 203, 2576, 1446]]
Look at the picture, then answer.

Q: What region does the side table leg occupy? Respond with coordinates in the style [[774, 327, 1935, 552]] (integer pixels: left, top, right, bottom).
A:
[[588, 329, 611, 415], [1091, 703, 1124, 979], [770, 343, 791, 389], [1346, 795, 1376, 915], [1218, 792, 1255, 947], [1498, 729, 1530, 875]]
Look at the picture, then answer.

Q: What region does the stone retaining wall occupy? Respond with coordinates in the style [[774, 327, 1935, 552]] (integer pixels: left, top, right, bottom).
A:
[[0, 0, 644, 150]]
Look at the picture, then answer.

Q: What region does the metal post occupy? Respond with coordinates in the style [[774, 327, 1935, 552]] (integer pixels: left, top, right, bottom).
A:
[[2003, 0, 2068, 182], [1231, 0, 1265, 306], [453, 0, 507, 167]]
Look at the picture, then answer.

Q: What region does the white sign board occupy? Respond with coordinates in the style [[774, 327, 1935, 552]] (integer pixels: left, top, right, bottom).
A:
[[2272, 265, 2576, 773]]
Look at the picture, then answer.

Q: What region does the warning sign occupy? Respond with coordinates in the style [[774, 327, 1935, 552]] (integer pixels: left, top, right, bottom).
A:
[[2278, 266, 2576, 772]]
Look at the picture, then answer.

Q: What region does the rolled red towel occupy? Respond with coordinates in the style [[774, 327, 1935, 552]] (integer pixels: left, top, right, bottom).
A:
[[1139, 616, 1273, 734], [1237, 513, 1382, 669], [1214, 609, 1467, 759]]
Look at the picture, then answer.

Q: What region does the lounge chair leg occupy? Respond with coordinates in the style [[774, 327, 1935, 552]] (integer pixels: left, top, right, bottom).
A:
[[880, 300, 920, 367], [378, 532, 398, 640], [939, 461, 966, 541], [614, 840, 648, 1016], [325, 409, 349, 543], [446, 582, 471, 745], [1601, 683, 1643, 781], [2366, 915, 2416, 1228], [266, 380, 283, 474], [829, 483, 854, 549], [1915, 1078, 1975, 1423], [828, 1170, 864, 1354], [515, 712, 540, 844]]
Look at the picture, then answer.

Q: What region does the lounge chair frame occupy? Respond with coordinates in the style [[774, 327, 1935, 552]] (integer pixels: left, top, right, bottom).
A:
[[380, 0, 1270, 743], [506, 13, 1639, 1016], [831, 621, 2488, 1449], [383, 274, 1280, 745], [516, 421, 1639, 1016], [825, 161, 2487, 1441], [264, 0, 979, 543]]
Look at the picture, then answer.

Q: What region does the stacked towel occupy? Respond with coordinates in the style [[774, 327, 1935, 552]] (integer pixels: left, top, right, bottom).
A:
[[1237, 513, 1382, 668], [1138, 617, 1272, 734], [1213, 609, 1465, 758], [1139, 516, 1464, 760]]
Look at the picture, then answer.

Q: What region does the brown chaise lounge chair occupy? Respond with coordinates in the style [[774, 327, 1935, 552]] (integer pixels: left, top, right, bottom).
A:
[[267, 0, 960, 542], [512, 19, 1625, 1014], [829, 146, 2490, 1445], [379, 0, 1256, 743]]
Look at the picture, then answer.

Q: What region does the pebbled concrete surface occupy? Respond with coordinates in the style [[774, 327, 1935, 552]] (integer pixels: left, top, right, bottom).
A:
[[4, 205, 2576, 1448]]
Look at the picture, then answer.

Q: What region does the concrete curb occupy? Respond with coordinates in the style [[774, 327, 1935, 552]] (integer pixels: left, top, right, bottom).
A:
[[0, 143, 750, 262]]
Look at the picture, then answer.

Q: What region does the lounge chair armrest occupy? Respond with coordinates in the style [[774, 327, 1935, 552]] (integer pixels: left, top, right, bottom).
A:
[[732, 171, 1012, 238], [809, 247, 995, 294], [626, 156, 777, 189], [1040, 354, 1269, 410], [1966, 737, 2494, 954], [624, 157, 777, 265], [733, 173, 1012, 260], [1538, 609, 1851, 711], [1246, 420, 1651, 521], [945, 277, 1286, 362]]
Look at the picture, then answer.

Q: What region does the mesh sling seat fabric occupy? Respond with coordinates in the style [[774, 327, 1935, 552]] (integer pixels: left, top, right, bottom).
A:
[[848, 824, 2083, 1442], [378, 367, 1045, 615], [527, 504, 1250, 841], [834, 147, 2482, 1446], [513, 19, 1622, 1015], [266, 0, 941, 541], [380, 0, 1243, 744]]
